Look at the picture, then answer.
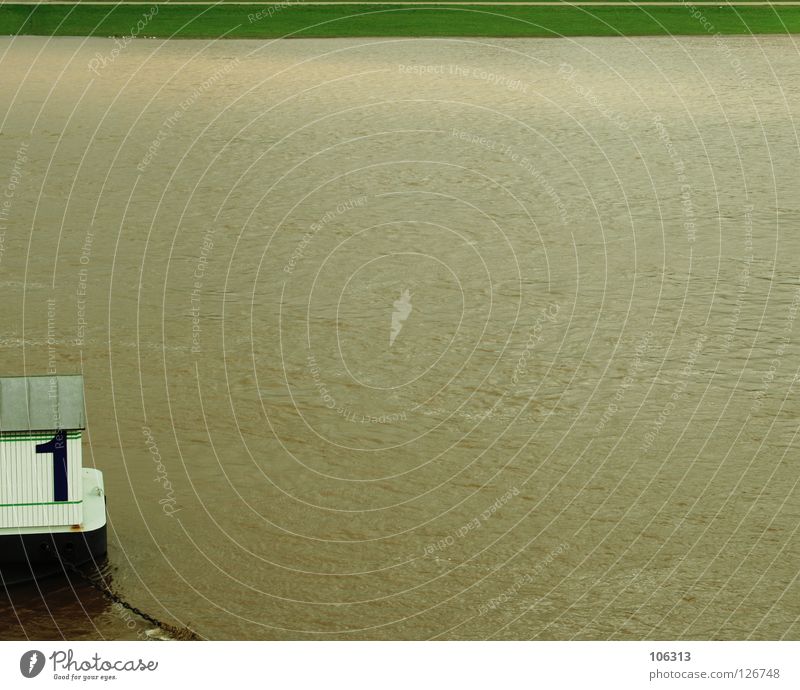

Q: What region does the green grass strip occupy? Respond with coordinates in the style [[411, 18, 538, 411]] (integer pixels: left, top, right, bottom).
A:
[[1, 4, 800, 38], [24, 0, 800, 4]]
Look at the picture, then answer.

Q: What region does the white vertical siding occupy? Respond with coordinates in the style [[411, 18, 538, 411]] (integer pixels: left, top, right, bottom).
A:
[[0, 431, 83, 528]]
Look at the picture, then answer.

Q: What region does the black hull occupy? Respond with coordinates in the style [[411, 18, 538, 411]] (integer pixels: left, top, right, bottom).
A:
[[0, 524, 107, 586]]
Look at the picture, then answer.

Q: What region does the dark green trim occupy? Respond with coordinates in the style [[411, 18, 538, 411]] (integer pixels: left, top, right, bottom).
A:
[[0, 500, 83, 508], [0, 432, 81, 443]]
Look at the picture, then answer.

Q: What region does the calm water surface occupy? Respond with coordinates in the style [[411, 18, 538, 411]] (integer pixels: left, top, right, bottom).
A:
[[0, 35, 799, 640]]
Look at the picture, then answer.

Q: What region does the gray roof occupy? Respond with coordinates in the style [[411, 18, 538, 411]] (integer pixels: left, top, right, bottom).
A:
[[0, 375, 85, 432]]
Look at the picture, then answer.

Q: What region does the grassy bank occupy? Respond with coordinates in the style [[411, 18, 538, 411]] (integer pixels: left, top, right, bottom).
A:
[[9, 0, 800, 3], [2, 4, 800, 39]]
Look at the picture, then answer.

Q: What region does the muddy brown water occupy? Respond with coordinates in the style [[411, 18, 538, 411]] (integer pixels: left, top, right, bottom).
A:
[[0, 34, 799, 639]]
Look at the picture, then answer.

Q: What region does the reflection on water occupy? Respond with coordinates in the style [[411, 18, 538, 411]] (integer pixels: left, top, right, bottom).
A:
[[1, 562, 111, 640], [0, 34, 799, 639]]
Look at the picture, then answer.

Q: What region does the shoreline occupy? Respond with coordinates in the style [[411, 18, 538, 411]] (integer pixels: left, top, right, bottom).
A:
[[2, 3, 800, 38]]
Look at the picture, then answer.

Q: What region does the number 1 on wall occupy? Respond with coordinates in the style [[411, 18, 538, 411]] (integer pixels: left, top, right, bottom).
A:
[[35, 430, 69, 502]]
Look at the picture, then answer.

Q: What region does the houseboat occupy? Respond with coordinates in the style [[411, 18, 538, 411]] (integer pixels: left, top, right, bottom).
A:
[[0, 375, 106, 584]]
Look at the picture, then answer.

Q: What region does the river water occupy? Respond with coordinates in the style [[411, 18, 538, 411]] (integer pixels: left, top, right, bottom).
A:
[[0, 34, 799, 640]]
